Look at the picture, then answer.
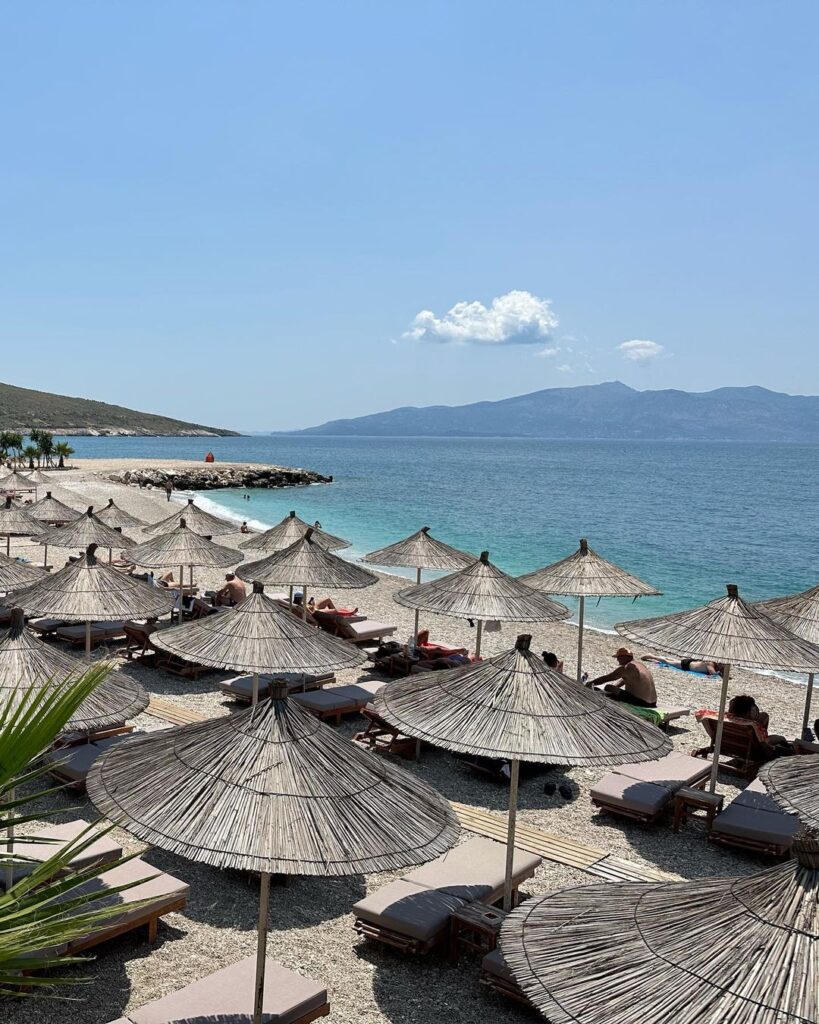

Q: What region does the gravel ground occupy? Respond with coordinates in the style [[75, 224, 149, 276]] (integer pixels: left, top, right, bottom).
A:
[[3, 461, 811, 1024]]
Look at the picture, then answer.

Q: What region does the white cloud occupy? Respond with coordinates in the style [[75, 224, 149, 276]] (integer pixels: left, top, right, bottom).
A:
[[556, 363, 573, 373], [617, 339, 664, 362], [535, 345, 559, 358], [403, 290, 558, 346]]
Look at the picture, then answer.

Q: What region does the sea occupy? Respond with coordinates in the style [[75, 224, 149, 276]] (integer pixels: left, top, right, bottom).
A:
[[58, 435, 819, 633]]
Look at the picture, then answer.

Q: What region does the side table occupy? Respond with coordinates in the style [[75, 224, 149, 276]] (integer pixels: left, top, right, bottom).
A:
[[673, 785, 724, 832], [449, 901, 507, 966]]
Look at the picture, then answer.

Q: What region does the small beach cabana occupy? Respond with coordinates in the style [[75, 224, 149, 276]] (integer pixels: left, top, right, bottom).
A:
[[616, 584, 819, 791], [240, 510, 349, 553], [9, 543, 175, 657], [376, 633, 670, 909], [143, 496, 236, 537], [94, 497, 146, 531], [756, 583, 819, 737], [28, 491, 81, 527], [128, 518, 241, 624], [394, 550, 569, 657], [151, 580, 366, 702], [88, 688, 459, 1024], [364, 526, 474, 635], [0, 551, 47, 593], [520, 538, 660, 680], [0, 497, 45, 557], [36, 505, 136, 567]]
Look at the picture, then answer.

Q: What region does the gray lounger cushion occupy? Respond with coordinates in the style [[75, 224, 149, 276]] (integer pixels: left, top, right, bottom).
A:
[[712, 777, 799, 847], [590, 774, 672, 816], [6, 820, 122, 885], [55, 622, 125, 641], [291, 690, 356, 714], [482, 948, 516, 984], [43, 734, 137, 783], [129, 955, 327, 1024], [591, 752, 710, 815], [322, 683, 385, 709], [403, 836, 541, 902], [611, 752, 710, 788], [220, 673, 331, 699], [353, 879, 466, 942]]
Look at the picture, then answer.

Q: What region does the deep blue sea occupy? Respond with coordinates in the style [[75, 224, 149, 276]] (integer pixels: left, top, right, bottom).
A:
[[59, 435, 819, 629]]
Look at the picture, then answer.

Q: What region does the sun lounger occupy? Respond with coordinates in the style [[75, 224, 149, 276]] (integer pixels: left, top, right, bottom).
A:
[[1, 819, 122, 888], [28, 617, 68, 636], [219, 671, 334, 703], [695, 716, 779, 777], [314, 612, 397, 646], [794, 737, 819, 754], [291, 682, 385, 724], [480, 948, 529, 1006], [122, 626, 212, 679], [591, 684, 689, 731], [107, 955, 329, 1024], [54, 621, 127, 647], [353, 837, 542, 954], [591, 751, 711, 823], [709, 777, 799, 857], [42, 734, 138, 791], [354, 705, 421, 759]]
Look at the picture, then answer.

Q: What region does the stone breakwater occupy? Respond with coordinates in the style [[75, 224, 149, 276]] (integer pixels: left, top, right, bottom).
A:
[[105, 464, 332, 490]]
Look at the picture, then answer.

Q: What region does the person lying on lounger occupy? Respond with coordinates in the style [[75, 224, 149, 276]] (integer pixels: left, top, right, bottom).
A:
[[542, 651, 564, 673], [586, 647, 657, 708], [642, 654, 724, 675]]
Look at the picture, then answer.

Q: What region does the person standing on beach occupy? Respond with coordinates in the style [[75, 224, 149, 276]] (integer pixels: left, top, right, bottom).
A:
[[164, 477, 174, 502], [586, 647, 657, 708]]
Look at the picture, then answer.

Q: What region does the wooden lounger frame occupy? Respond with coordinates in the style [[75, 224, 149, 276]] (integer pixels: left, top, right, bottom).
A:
[[67, 892, 188, 952], [708, 829, 792, 859], [479, 963, 529, 1006], [591, 775, 708, 824], [354, 707, 420, 759], [694, 718, 769, 778]]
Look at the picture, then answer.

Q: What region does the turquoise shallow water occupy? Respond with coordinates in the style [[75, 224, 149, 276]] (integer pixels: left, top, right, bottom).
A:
[[61, 435, 819, 628]]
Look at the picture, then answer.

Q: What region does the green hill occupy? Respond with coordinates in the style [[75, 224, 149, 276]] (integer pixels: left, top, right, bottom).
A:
[[0, 382, 238, 436]]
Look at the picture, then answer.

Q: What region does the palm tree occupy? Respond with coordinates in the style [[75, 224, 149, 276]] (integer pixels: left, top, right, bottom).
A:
[[29, 431, 55, 468], [21, 445, 39, 470], [54, 441, 75, 470], [0, 665, 148, 993]]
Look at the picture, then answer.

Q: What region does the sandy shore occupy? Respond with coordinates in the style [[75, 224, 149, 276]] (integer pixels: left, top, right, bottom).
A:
[[4, 460, 812, 1024]]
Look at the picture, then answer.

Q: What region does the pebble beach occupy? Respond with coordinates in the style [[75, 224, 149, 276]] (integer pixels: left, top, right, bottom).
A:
[[4, 459, 813, 1024]]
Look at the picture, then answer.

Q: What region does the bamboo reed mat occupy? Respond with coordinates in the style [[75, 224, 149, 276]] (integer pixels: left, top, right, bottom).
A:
[[146, 696, 207, 726], [450, 801, 676, 882]]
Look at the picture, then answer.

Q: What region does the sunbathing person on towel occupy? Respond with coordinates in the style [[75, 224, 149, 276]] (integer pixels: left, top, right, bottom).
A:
[[642, 654, 724, 676], [586, 647, 657, 708]]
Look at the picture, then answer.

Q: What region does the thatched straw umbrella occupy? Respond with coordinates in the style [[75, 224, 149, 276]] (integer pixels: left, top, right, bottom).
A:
[[376, 633, 670, 909], [9, 543, 175, 658], [394, 551, 569, 657], [364, 526, 474, 636], [143, 496, 236, 537], [95, 497, 145, 531], [756, 583, 819, 737], [0, 551, 47, 594], [25, 468, 52, 486], [28, 491, 81, 526], [0, 471, 36, 498], [151, 581, 366, 703], [240, 510, 349, 554], [520, 538, 660, 682], [88, 689, 459, 1024], [238, 530, 377, 618], [617, 584, 819, 792], [0, 497, 45, 557], [759, 753, 819, 831], [500, 830, 819, 1024], [128, 519, 241, 624], [36, 505, 136, 568]]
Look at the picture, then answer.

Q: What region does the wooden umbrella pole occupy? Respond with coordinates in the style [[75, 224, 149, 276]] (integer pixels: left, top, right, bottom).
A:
[[302, 585, 308, 621], [802, 673, 815, 738], [108, 547, 113, 564], [414, 567, 421, 637], [288, 585, 294, 604], [576, 594, 585, 682], [5, 536, 9, 557], [708, 664, 731, 793], [502, 759, 520, 912], [85, 621, 92, 662], [252, 673, 260, 706], [475, 619, 483, 658], [252, 871, 271, 1024], [178, 563, 185, 624], [43, 541, 48, 569]]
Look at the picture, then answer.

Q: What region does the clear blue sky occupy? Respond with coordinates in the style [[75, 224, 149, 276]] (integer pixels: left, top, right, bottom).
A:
[[1, 2, 817, 431]]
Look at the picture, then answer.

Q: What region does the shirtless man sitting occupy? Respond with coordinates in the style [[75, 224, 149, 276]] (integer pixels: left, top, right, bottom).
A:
[[215, 573, 247, 606], [586, 647, 657, 708]]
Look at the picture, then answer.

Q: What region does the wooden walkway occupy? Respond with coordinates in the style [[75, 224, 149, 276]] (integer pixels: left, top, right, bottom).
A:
[[146, 696, 207, 726]]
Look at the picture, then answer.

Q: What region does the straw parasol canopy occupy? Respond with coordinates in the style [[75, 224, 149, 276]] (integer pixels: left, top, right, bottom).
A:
[[0, 497, 45, 556], [0, 551, 47, 593], [375, 633, 670, 909], [520, 538, 661, 681], [151, 581, 366, 683], [88, 690, 459, 1023], [240, 510, 349, 553], [0, 471, 36, 495], [27, 491, 81, 525], [756, 583, 819, 735], [759, 754, 819, 832], [617, 584, 819, 792], [25, 469, 53, 486], [143, 497, 237, 537], [0, 608, 147, 733], [95, 497, 146, 531], [500, 831, 819, 1024], [394, 551, 570, 656], [36, 506, 137, 553]]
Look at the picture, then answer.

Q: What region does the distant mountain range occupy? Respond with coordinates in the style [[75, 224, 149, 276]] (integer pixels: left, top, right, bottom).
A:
[[292, 382, 819, 441], [0, 382, 238, 437]]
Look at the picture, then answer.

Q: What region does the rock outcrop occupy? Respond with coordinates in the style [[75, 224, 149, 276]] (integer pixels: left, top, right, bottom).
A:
[[105, 464, 332, 490]]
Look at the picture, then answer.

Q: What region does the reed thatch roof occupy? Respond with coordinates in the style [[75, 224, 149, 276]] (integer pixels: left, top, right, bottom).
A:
[[363, 526, 474, 571], [27, 491, 82, 525], [755, 583, 819, 646], [143, 498, 236, 537], [0, 471, 36, 493], [25, 469, 53, 485], [616, 584, 819, 672], [9, 544, 176, 622], [500, 833, 819, 1024], [151, 582, 366, 675], [238, 531, 377, 589], [0, 608, 147, 732], [128, 520, 242, 569], [520, 538, 661, 598], [375, 634, 670, 765], [759, 754, 819, 831], [88, 690, 459, 874], [394, 551, 570, 623], [0, 552, 47, 592], [240, 511, 349, 553], [37, 506, 137, 551], [95, 498, 146, 531], [0, 498, 45, 538]]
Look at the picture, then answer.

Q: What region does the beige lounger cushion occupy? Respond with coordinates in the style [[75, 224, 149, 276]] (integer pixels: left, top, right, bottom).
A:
[[611, 752, 710, 788], [325, 683, 385, 709], [344, 620, 396, 641], [6, 820, 122, 885], [291, 690, 356, 714], [591, 752, 710, 815], [662, 705, 689, 721], [403, 837, 541, 902], [129, 955, 327, 1024], [353, 879, 466, 942]]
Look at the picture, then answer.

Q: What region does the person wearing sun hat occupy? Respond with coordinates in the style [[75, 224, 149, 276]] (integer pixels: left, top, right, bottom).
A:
[[585, 645, 658, 708]]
